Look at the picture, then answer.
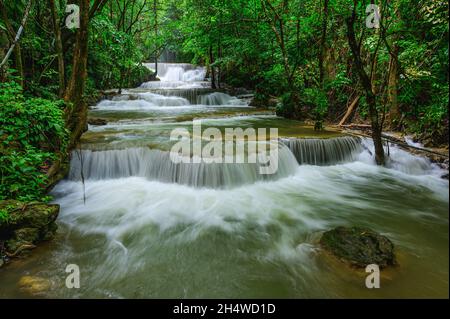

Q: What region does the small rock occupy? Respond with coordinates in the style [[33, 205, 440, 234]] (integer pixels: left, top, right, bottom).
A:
[[320, 226, 397, 268], [88, 118, 108, 126]]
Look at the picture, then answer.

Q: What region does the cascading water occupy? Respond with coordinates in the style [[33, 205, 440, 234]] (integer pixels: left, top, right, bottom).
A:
[[1, 62, 447, 299], [68, 145, 299, 188], [140, 63, 209, 89], [198, 92, 248, 106], [282, 136, 362, 165]]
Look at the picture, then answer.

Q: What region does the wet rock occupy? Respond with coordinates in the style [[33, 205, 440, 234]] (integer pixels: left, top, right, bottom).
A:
[[88, 117, 108, 126], [0, 201, 59, 257], [320, 226, 397, 268]]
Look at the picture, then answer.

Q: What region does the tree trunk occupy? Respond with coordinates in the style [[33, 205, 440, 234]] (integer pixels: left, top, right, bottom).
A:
[[388, 43, 400, 127], [318, 0, 329, 85], [0, 29, 9, 81], [338, 96, 360, 126], [64, 0, 90, 148], [0, 0, 31, 87], [209, 46, 216, 89], [346, 10, 385, 166], [153, 0, 158, 74], [49, 0, 65, 97]]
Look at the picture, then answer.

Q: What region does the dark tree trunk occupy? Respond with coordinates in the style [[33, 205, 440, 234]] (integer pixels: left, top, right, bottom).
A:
[[49, 0, 65, 97], [209, 46, 217, 89], [346, 9, 385, 166], [0, 0, 27, 87], [318, 0, 329, 85], [0, 29, 8, 82]]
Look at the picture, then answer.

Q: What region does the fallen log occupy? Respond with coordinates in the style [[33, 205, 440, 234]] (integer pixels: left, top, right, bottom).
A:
[[344, 130, 449, 159], [340, 124, 371, 129], [338, 96, 360, 126]]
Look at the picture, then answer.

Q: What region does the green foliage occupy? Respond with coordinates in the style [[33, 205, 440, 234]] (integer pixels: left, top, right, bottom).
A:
[[0, 82, 68, 202], [303, 88, 328, 129], [89, 16, 146, 90], [163, 0, 448, 144], [0, 208, 9, 222]]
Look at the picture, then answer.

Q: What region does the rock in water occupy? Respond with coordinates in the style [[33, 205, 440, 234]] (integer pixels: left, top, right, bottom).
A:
[[320, 226, 397, 268], [0, 201, 59, 256], [88, 117, 108, 126], [19, 276, 51, 295]]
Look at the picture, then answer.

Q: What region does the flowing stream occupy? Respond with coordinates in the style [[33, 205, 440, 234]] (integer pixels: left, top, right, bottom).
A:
[[0, 63, 448, 298]]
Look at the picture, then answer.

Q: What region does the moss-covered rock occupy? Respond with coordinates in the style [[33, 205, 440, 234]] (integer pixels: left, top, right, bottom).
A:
[[320, 226, 397, 268], [0, 200, 59, 261]]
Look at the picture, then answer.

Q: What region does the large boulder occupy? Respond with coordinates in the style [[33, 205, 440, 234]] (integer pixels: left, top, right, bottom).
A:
[[320, 226, 397, 268], [0, 200, 59, 260]]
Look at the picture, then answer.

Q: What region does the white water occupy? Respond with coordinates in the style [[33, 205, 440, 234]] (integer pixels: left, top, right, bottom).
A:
[[55, 160, 448, 238], [45, 149, 448, 298], [95, 92, 247, 110], [68, 144, 299, 188], [140, 63, 208, 89], [2, 62, 447, 299], [405, 135, 425, 148], [198, 92, 248, 106]]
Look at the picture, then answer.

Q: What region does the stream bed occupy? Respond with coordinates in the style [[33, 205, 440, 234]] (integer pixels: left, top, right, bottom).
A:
[[0, 63, 448, 298]]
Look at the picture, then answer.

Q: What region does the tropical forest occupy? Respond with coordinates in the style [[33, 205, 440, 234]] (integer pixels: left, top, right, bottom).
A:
[[0, 0, 448, 299]]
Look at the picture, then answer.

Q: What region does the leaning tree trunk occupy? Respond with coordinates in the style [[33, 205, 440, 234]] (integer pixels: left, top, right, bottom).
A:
[[0, 0, 32, 88], [64, 0, 90, 149]]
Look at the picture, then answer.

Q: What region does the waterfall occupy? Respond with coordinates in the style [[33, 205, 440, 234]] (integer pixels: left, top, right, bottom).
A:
[[108, 90, 249, 107], [110, 92, 190, 106], [141, 63, 207, 89], [198, 92, 248, 106], [282, 136, 362, 165], [68, 145, 299, 188], [135, 88, 215, 104], [183, 68, 207, 82], [144, 63, 196, 78]]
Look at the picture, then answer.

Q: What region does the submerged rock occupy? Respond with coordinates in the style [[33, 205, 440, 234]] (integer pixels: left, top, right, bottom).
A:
[[88, 117, 108, 126], [320, 226, 397, 268], [0, 201, 59, 258], [19, 276, 52, 295]]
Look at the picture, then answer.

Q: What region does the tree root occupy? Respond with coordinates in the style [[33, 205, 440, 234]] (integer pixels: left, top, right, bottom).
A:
[[4, 244, 36, 258]]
